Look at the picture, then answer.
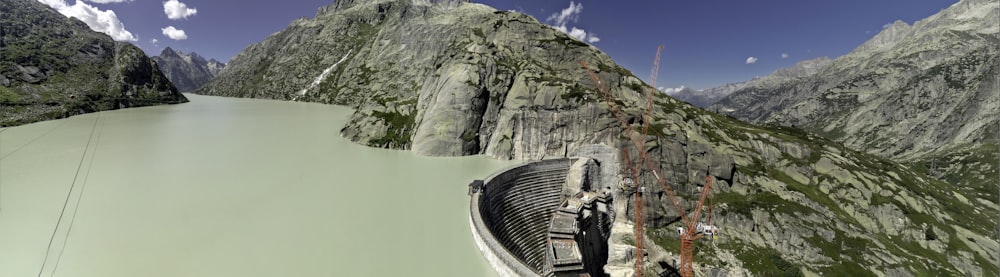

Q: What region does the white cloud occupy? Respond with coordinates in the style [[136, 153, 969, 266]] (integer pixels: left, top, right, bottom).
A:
[[547, 1, 582, 26], [163, 0, 197, 20], [150, 38, 159, 46], [36, 0, 137, 41], [660, 86, 687, 95], [746, 57, 758, 64], [781, 53, 789, 59], [546, 1, 600, 44], [506, 5, 525, 14], [882, 22, 893, 29], [568, 27, 586, 39], [161, 26, 187, 40]]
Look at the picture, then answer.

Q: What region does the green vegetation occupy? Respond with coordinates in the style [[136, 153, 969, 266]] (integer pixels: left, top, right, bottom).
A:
[[527, 74, 572, 85], [648, 227, 719, 261], [353, 22, 379, 44], [369, 108, 416, 148], [904, 49, 988, 91], [626, 82, 645, 94], [0, 86, 21, 103], [548, 34, 588, 48], [471, 27, 485, 38], [713, 191, 814, 218], [833, 71, 885, 90], [492, 19, 506, 29], [460, 130, 478, 142], [910, 143, 999, 206], [559, 83, 596, 103], [726, 243, 803, 277], [596, 62, 634, 78]]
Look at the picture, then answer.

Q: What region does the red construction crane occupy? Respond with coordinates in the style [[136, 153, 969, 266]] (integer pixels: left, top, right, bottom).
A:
[[580, 46, 717, 277]]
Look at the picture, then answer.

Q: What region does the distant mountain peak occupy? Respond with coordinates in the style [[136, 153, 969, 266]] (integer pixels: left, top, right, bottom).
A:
[[659, 85, 691, 96], [855, 20, 913, 53], [152, 47, 225, 92], [160, 46, 179, 57], [664, 81, 750, 108], [771, 56, 832, 78], [319, 0, 469, 14]]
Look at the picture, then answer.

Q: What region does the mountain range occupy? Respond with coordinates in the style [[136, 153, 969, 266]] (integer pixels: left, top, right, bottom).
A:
[[710, 0, 999, 229], [711, 0, 997, 161], [195, 0, 998, 275], [152, 47, 226, 92], [666, 56, 833, 108], [660, 81, 749, 108]]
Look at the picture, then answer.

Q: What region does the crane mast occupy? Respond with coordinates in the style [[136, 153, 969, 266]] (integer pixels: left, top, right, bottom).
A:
[[580, 45, 717, 277]]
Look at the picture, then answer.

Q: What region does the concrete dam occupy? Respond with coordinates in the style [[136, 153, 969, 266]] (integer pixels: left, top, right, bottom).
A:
[[469, 158, 614, 277]]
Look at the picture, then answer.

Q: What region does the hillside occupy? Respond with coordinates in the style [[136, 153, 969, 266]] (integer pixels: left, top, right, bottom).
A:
[[196, 0, 997, 275], [669, 57, 831, 109], [711, 0, 998, 161], [0, 0, 187, 127], [709, 0, 999, 232]]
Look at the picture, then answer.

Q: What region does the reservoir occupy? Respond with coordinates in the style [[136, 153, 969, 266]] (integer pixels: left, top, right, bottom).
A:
[[0, 94, 515, 277]]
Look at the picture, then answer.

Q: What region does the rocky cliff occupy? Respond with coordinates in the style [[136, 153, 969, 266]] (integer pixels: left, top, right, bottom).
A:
[[0, 0, 186, 127], [197, 0, 997, 275], [152, 47, 225, 92]]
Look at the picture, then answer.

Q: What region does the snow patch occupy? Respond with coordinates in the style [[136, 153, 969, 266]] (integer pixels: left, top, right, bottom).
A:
[[297, 50, 353, 97]]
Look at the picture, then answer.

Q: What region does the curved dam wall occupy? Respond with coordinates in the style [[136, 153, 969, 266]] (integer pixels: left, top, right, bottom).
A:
[[470, 158, 576, 276]]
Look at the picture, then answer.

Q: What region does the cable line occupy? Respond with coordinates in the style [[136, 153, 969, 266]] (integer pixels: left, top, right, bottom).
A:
[[36, 113, 101, 277]]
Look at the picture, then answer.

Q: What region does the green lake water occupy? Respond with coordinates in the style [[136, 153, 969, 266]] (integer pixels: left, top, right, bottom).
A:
[[0, 94, 514, 277]]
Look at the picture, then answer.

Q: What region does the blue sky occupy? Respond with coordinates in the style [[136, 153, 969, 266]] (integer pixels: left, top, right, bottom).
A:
[[37, 0, 957, 89]]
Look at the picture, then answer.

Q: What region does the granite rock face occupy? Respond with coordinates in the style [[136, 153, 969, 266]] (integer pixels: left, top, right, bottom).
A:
[[197, 0, 997, 275], [152, 47, 225, 92], [0, 0, 187, 127]]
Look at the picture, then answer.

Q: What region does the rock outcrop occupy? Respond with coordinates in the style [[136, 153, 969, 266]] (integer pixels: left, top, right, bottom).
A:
[[197, 0, 998, 275], [0, 0, 187, 127], [152, 47, 225, 92]]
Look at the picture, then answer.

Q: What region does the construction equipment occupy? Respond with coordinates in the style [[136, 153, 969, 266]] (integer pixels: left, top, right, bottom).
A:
[[580, 46, 717, 277]]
